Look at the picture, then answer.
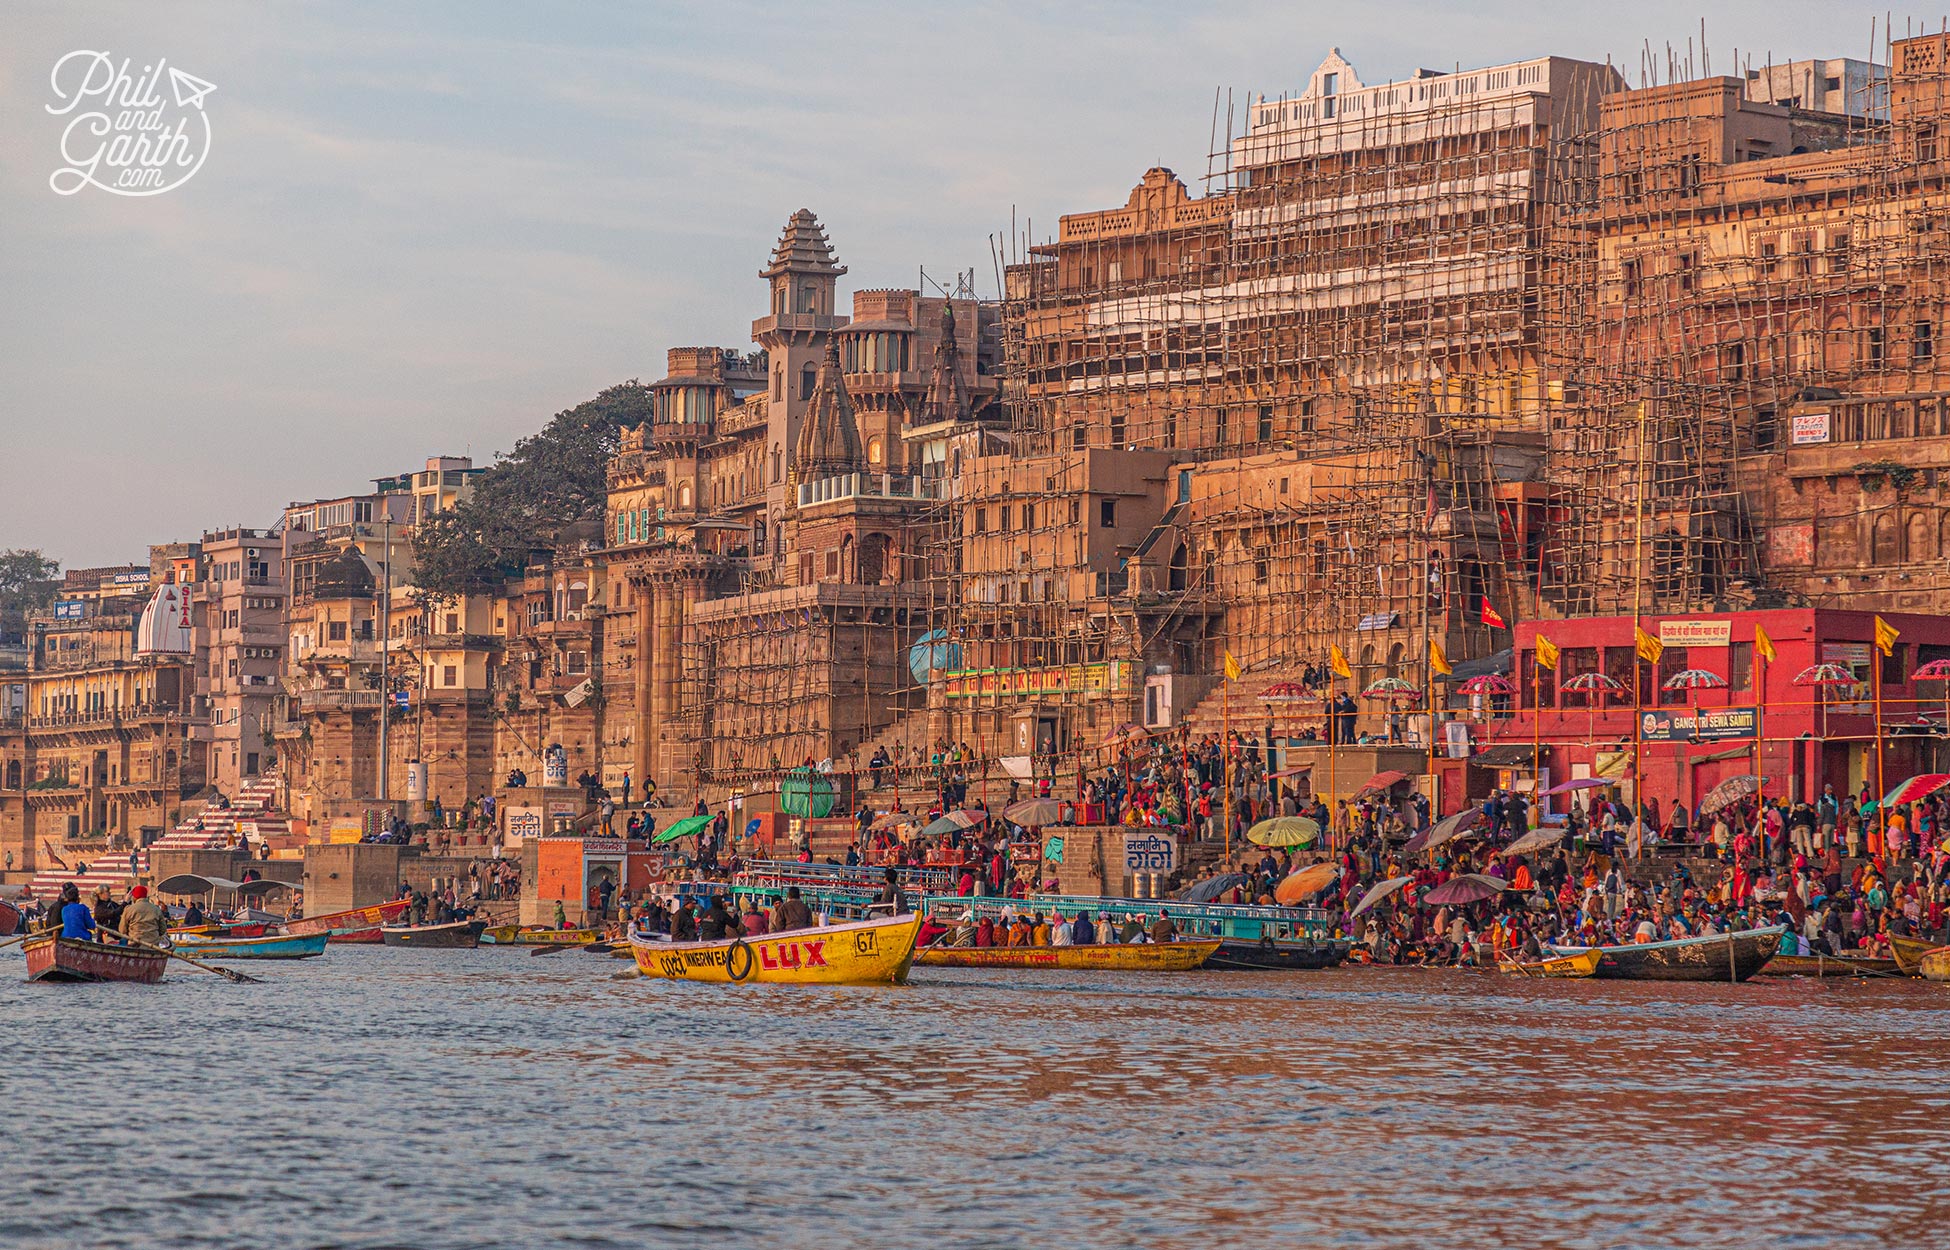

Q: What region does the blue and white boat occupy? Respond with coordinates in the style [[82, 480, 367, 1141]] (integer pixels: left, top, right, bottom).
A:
[[172, 930, 329, 960]]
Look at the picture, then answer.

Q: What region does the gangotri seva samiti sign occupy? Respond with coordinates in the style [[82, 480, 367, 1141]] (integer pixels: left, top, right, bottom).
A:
[[46, 51, 216, 196]]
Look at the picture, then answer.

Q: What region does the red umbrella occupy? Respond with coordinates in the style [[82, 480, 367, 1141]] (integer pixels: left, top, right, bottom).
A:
[[1915, 659, 1950, 681], [1662, 668, 1728, 691], [1792, 663, 1857, 687], [1560, 672, 1624, 696], [1357, 769, 1409, 796], [1422, 873, 1509, 906], [1882, 774, 1950, 808], [1259, 681, 1316, 703], [1455, 674, 1515, 697]]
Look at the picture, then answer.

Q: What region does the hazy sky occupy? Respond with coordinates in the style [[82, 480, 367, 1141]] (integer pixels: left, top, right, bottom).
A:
[[0, 1, 1904, 568]]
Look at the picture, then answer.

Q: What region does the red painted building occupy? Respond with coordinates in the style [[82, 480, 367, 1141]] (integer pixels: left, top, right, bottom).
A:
[[1471, 610, 1950, 813]]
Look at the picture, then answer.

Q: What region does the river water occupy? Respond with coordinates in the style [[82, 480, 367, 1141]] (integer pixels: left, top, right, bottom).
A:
[[4, 947, 1947, 1249]]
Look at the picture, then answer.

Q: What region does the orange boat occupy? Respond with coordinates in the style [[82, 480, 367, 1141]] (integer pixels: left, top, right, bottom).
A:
[[285, 899, 412, 944]]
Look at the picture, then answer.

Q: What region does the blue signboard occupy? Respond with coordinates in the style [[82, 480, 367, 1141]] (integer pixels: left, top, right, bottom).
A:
[[53, 600, 86, 620], [1638, 706, 1760, 743]]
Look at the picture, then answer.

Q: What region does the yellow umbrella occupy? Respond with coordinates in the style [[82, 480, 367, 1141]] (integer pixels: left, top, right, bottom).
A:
[[1247, 816, 1322, 848]]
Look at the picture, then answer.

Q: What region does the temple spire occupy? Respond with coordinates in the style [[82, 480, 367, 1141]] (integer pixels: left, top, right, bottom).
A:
[[794, 341, 863, 479], [921, 302, 970, 426]]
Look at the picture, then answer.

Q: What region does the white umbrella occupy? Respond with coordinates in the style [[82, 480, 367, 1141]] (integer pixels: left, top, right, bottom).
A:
[[1349, 876, 1413, 918]]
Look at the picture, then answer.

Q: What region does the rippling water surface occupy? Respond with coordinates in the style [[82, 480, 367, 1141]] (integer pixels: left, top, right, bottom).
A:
[[4, 945, 1947, 1249]]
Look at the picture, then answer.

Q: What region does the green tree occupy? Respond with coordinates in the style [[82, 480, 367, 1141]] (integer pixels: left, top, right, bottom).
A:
[[0, 548, 60, 641], [413, 381, 653, 597]]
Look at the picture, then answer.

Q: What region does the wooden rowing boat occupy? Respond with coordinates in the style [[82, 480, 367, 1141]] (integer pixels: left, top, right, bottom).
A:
[[1498, 949, 1602, 978], [1889, 935, 1935, 977], [0, 899, 21, 937], [381, 919, 486, 949], [482, 925, 603, 946], [172, 931, 329, 960], [1757, 952, 1903, 978], [1547, 926, 1785, 983], [915, 939, 1221, 971], [1206, 937, 1353, 971], [287, 900, 412, 943], [1918, 946, 1950, 982], [23, 935, 169, 984], [629, 913, 921, 985]]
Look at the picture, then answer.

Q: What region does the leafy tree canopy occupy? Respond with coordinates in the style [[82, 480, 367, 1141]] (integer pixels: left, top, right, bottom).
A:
[[0, 548, 60, 642], [412, 381, 652, 599]]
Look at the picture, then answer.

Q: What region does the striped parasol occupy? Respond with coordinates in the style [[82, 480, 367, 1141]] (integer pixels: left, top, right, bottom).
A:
[[1455, 674, 1515, 696], [1792, 663, 1857, 688], [1101, 721, 1149, 748], [1360, 677, 1422, 703], [1258, 681, 1316, 703], [1662, 668, 1728, 691], [1560, 672, 1624, 696], [1882, 774, 1950, 808], [1913, 659, 1950, 681]]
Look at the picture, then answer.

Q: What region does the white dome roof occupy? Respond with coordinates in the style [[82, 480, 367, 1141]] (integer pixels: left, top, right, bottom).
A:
[[135, 582, 193, 657]]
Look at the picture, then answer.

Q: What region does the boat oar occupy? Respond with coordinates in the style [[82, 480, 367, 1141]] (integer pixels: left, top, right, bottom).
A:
[[0, 924, 58, 952], [98, 925, 263, 984], [529, 943, 575, 956]]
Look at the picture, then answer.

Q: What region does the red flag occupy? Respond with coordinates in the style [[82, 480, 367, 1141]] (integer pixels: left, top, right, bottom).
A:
[[1480, 596, 1506, 630]]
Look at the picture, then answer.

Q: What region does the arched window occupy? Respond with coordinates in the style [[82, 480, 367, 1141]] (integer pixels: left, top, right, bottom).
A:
[[678, 482, 693, 509], [1168, 543, 1188, 592], [772, 446, 782, 482], [800, 364, 817, 401], [868, 437, 884, 466], [1872, 513, 1901, 565], [1386, 642, 1404, 680], [1906, 511, 1932, 563], [773, 366, 782, 400]]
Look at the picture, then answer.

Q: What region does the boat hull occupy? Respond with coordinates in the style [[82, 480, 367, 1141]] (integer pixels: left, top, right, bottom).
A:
[[916, 939, 1221, 971], [0, 899, 20, 937], [1205, 937, 1351, 971], [1499, 949, 1602, 978], [1919, 947, 1950, 982], [1551, 926, 1785, 983], [631, 914, 921, 985], [173, 931, 329, 960], [1890, 935, 1935, 976], [1758, 953, 1902, 978], [24, 936, 168, 984], [287, 900, 412, 943], [482, 925, 603, 946], [381, 920, 486, 949]]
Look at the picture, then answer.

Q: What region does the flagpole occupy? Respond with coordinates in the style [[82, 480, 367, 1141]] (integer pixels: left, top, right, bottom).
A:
[[1222, 663, 1233, 868], [1873, 654, 1887, 851], [1631, 400, 1648, 846], [1753, 640, 1766, 834]]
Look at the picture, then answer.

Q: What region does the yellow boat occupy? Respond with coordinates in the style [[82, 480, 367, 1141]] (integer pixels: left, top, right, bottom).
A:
[[1919, 946, 1950, 983], [1890, 935, 1934, 976], [1497, 949, 1602, 978], [483, 925, 604, 946], [915, 939, 1221, 971], [629, 913, 921, 985]]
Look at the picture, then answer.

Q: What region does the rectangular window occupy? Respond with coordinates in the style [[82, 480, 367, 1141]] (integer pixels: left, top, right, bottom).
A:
[[328, 621, 347, 641], [442, 665, 458, 686], [1099, 499, 1117, 528], [973, 508, 987, 535], [1257, 404, 1274, 442], [1725, 640, 1755, 691], [1917, 321, 1935, 362]]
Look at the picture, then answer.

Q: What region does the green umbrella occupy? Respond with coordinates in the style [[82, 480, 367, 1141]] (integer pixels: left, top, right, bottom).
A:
[[653, 813, 714, 844]]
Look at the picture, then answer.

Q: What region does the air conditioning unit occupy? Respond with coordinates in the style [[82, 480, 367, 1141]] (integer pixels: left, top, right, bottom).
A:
[[247, 548, 259, 558]]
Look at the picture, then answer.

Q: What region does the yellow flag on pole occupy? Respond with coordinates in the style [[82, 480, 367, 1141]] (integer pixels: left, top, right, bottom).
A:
[[1429, 638, 1452, 677], [1753, 623, 1776, 665], [1874, 615, 1900, 657], [1535, 635, 1560, 670], [1329, 644, 1352, 679], [1224, 650, 1241, 682], [1634, 626, 1664, 666]]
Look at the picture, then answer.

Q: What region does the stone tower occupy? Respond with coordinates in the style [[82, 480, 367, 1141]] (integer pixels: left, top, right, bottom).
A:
[[752, 209, 847, 537]]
